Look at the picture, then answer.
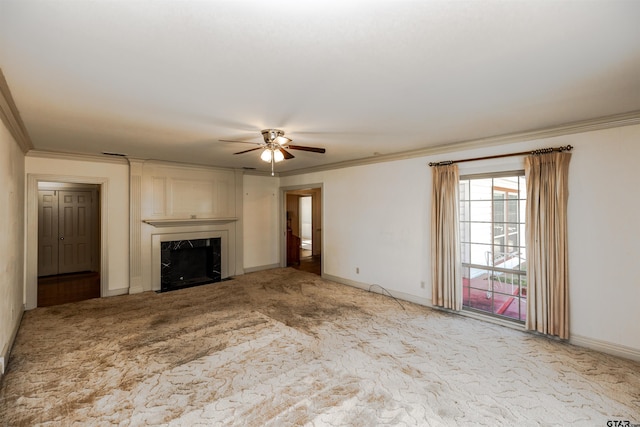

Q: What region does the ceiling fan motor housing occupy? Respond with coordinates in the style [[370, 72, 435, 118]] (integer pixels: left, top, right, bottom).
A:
[[262, 129, 291, 147], [261, 129, 285, 144]]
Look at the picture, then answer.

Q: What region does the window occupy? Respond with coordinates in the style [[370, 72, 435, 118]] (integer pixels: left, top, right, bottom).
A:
[[459, 172, 526, 322]]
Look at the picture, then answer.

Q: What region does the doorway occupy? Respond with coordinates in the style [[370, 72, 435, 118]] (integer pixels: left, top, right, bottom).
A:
[[284, 186, 322, 276], [299, 196, 312, 259], [37, 182, 100, 306]]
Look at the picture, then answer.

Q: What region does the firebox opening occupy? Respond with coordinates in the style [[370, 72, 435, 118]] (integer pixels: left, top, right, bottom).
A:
[[160, 238, 221, 292]]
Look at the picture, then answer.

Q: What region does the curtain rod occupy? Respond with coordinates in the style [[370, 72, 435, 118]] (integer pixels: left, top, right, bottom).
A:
[[428, 145, 573, 167]]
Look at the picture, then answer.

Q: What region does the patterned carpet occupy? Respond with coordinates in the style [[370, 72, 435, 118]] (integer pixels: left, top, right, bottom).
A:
[[1, 268, 639, 425]]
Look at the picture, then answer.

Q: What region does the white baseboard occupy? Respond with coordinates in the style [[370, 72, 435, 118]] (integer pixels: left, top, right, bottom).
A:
[[570, 334, 640, 362], [104, 287, 130, 297], [322, 274, 432, 307], [128, 278, 144, 295], [243, 263, 281, 274], [322, 274, 640, 363], [1, 305, 24, 375]]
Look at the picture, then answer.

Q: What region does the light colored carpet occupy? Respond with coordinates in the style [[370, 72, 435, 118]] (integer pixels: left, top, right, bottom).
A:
[[1, 268, 639, 425]]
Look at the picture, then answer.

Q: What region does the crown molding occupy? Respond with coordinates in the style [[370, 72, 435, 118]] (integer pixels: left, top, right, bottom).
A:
[[23, 109, 640, 177], [279, 110, 640, 177], [26, 149, 130, 164], [26, 149, 274, 176], [241, 168, 278, 177], [139, 158, 239, 173], [0, 68, 34, 154]]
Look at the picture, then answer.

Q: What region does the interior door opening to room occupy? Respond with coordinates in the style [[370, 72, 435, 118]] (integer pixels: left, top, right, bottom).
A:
[[283, 186, 322, 276], [37, 181, 101, 306], [299, 196, 312, 258]]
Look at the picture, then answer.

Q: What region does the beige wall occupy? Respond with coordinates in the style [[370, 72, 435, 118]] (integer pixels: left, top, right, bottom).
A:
[[281, 124, 640, 360], [10, 124, 640, 362], [0, 119, 25, 373], [24, 154, 130, 305], [243, 174, 280, 271], [24, 156, 245, 300]]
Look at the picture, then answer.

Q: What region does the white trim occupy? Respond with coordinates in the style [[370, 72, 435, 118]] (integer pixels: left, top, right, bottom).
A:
[[0, 305, 23, 374], [128, 158, 144, 295], [26, 150, 263, 176], [442, 308, 640, 362], [143, 218, 238, 227], [279, 110, 640, 176], [234, 169, 245, 277], [0, 69, 33, 153], [26, 174, 110, 310], [104, 287, 130, 297], [137, 158, 239, 173], [242, 169, 277, 177], [456, 309, 526, 332], [323, 274, 640, 362], [27, 150, 129, 165], [21, 111, 640, 176], [243, 263, 281, 274], [323, 274, 432, 307], [570, 334, 640, 362], [279, 183, 324, 272]]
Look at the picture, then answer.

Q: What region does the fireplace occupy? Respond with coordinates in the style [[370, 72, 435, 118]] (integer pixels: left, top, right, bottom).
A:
[[150, 230, 230, 293], [160, 238, 222, 292]]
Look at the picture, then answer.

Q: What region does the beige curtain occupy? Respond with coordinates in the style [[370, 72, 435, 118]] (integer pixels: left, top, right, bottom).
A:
[[525, 152, 571, 339], [431, 164, 462, 310]]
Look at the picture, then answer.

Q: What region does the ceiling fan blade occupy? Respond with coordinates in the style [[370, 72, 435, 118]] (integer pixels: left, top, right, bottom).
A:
[[287, 144, 326, 154], [220, 139, 263, 145], [234, 147, 263, 155], [278, 147, 295, 160]]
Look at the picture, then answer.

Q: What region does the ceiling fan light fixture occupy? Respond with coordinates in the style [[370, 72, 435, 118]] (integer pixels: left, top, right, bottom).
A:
[[260, 147, 285, 163], [260, 148, 273, 162], [273, 148, 285, 162], [228, 129, 325, 172]]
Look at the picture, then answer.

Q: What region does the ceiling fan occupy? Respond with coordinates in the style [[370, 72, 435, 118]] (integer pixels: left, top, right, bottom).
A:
[[220, 129, 326, 176]]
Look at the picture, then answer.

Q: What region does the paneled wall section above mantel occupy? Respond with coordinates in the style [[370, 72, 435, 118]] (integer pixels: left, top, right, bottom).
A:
[[129, 160, 244, 294], [144, 162, 236, 220]]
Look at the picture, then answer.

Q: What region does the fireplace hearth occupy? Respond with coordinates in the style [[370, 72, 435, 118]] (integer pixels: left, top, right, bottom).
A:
[[160, 238, 221, 292]]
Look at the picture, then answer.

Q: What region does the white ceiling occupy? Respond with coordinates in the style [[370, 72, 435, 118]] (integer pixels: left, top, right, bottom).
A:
[[1, 0, 639, 174]]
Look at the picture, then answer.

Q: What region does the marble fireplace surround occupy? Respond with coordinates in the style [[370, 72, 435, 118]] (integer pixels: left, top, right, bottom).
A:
[[151, 230, 229, 293]]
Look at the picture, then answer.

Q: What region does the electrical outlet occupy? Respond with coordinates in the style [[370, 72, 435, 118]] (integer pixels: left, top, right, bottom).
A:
[[420, 281, 425, 289], [356, 267, 359, 274]]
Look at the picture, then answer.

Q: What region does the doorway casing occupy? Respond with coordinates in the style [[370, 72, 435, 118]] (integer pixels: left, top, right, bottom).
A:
[[280, 183, 323, 274], [26, 174, 110, 310]]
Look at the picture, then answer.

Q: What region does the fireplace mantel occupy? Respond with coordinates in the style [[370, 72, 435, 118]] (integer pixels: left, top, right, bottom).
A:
[[143, 217, 238, 227]]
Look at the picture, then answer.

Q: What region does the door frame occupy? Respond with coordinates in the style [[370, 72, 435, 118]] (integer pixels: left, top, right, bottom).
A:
[[279, 183, 323, 273], [26, 174, 109, 309]]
